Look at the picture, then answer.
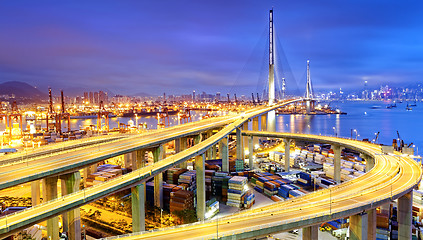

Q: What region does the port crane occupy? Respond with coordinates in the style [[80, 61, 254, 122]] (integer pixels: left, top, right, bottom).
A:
[[45, 88, 58, 133], [0, 101, 7, 127], [372, 131, 380, 143], [178, 107, 191, 124], [57, 90, 71, 134], [97, 101, 109, 132], [156, 106, 170, 129], [8, 101, 23, 141]]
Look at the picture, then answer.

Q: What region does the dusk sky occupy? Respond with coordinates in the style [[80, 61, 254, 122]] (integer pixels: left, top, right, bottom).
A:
[[0, 1, 422, 96]]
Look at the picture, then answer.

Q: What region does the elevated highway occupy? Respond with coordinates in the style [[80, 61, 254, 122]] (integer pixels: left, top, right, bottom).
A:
[[103, 133, 421, 240], [0, 100, 299, 238], [0, 99, 420, 239]]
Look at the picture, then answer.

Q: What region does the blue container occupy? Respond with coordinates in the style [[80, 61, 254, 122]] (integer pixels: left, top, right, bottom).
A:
[[254, 186, 263, 193]]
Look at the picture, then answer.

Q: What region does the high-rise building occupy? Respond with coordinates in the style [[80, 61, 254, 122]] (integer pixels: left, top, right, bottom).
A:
[[192, 90, 196, 102], [83, 92, 88, 103], [99, 91, 108, 104], [216, 92, 221, 101], [94, 92, 99, 105], [89, 92, 93, 104]]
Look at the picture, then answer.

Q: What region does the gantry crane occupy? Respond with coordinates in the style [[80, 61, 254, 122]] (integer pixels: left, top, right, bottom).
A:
[[97, 100, 109, 132], [8, 101, 23, 141]]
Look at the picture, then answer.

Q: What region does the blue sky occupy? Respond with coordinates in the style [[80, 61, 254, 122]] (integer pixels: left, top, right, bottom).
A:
[[0, 1, 422, 96]]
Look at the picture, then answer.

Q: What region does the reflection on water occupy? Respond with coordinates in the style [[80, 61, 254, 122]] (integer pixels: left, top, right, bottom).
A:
[[0, 111, 226, 132], [0, 102, 421, 153], [275, 101, 422, 153]]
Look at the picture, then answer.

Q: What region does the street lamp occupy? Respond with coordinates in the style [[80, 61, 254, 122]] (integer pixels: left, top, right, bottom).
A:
[[160, 208, 163, 228], [352, 129, 358, 140], [332, 127, 337, 137], [413, 144, 419, 156], [216, 212, 219, 239], [329, 187, 332, 215]]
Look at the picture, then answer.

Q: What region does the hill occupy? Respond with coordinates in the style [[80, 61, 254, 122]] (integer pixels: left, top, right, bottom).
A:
[[0, 81, 46, 99]]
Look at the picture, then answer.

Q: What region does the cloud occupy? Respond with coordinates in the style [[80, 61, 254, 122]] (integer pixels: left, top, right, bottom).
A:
[[0, 0, 422, 95]]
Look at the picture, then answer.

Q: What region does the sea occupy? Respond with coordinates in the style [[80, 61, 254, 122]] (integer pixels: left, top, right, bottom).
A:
[[0, 101, 421, 154], [275, 100, 422, 155]]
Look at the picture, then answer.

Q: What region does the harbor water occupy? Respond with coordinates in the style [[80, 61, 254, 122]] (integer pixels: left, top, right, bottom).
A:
[[275, 100, 422, 155], [0, 102, 421, 154]]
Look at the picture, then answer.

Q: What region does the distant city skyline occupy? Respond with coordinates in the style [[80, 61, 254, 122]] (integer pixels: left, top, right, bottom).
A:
[[0, 1, 422, 96]]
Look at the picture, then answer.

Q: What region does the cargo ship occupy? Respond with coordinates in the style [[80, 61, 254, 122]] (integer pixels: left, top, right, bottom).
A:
[[121, 109, 178, 117]]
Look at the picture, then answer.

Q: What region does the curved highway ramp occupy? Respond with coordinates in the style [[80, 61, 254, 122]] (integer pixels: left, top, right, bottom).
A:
[[0, 100, 420, 239]]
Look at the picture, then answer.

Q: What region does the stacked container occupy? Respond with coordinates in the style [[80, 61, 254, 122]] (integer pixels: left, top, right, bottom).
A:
[[163, 183, 182, 211], [169, 190, 195, 213], [227, 176, 248, 208], [205, 170, 215, 200], [146, 181, 154, 207], [211, 172, 230, 203], [178, 170, 197, 192], [166, 168, 188, 184]]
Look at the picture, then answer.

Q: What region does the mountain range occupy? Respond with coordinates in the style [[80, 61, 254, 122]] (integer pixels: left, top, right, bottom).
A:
[[0, 81, 46, 99]]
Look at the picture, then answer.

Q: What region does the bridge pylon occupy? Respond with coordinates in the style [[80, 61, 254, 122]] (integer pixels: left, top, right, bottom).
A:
[[305, 60, 314, 114]]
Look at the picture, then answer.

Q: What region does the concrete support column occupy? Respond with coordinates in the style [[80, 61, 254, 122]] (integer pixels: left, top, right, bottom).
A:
[[242, 123, 248, 160], [302, 225, 318, 240], [153, 145, 164, 209], [174, 138, 182, 168], [252, 117, 259, 131], [124, 153, 132, 169], [363, 154, 375, 172], [83, 164, 97, 188], [261, 115, 267, 131], [284, 139, 292, 172], [131, 149, 146, 232], [248, 136, 254, 169], [333, 145, 342, 184], [220, 137, 229, 172], [236, 128, 243, 161], [42, 176, 59, 240], [132, 183, 146, 232], [174, 138, 180, 153], [267, 110, 276, 132], [60, 172, 82, 240], [349, 212, 368, 240], [379, 202, 391, 218], [206, 131, 213, 160], [132, 150, 146, 169], [195, 153, 206, 221], [194, 134, 202, 145], [212, 144, 217, 160], [31, 180, 40, 206], [398, 191, 413, 240], [366, 209, 376, 240], [179, 137, 188, 169]]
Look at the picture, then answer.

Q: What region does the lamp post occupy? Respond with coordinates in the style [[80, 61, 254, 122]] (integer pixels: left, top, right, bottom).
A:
[[332, 127, 337, 137], [329, 188, 332, 215], [160, 208, 163, 228], [216, 212, 219, 239], [413, 144, 419, 156], [352, 129, 358, 140]]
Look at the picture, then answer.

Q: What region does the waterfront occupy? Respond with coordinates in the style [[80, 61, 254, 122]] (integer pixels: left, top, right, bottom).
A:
[[276, 100, 422, 153], [0, 110, 227, 133], [1, 100, 421, 154]]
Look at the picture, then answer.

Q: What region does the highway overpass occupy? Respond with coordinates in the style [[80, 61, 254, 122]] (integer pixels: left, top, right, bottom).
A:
[[0, 100, 298, 239], [102, 133, 421, 240], [0, 99, 420, 240]]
